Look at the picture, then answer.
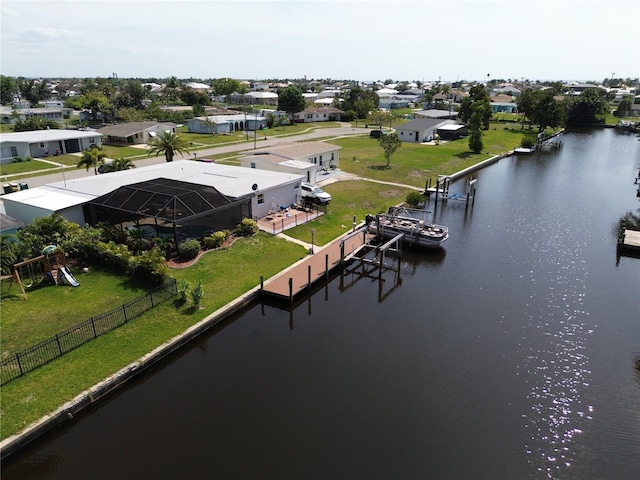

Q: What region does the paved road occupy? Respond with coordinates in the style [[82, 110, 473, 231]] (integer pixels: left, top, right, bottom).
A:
[[10, 123, 374, 189]]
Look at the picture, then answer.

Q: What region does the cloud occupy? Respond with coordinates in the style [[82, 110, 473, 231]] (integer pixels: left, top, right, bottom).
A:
[[25, 26, 83, 40], [1, 5, 20, 16]]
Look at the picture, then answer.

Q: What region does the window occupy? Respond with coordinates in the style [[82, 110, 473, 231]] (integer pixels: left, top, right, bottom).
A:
[[10, 146, 18, 157], [257, 194, 264, 204], [251, 162, 256, 168]]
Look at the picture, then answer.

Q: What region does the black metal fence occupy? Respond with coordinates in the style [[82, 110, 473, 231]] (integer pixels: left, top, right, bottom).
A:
[[0, 278, 177, 386]]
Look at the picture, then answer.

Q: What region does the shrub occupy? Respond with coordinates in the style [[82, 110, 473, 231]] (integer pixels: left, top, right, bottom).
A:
[[236, 218, 258, 237], [178, 280, 191, 302], [203, 230, 230, 249], [521, 137, 535, 148], [177, 239, 201, 260], [406, 191, 425, 207], [190, 281, 204, 308], [130, 247, 168, 284]]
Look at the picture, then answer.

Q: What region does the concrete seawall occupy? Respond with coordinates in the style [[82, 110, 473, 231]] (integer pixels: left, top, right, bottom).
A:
[[0, 286, 262, 459]]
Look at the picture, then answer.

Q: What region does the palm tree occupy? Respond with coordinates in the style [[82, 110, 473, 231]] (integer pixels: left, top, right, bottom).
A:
[[148, 130, 190, 162], [112, 158, 136, 171], [76, 147, 107, 175]]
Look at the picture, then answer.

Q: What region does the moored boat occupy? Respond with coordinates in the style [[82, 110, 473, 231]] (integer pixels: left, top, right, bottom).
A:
[[366, 207, 449, 248]]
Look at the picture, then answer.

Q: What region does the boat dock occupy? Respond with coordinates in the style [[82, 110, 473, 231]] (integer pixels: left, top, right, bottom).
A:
[[620, 228, 640, 250], [261, 227, 373, 301]]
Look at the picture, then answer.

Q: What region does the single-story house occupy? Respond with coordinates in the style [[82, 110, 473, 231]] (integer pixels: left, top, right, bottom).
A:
[[1, 161, 305, 236], [491, 102, 518, 114], [378, 96, 415, 110], [187, 114, 267, 135], [97, 122, 177, 145], [0, 106, 74, 125], [395, 118, 461, 143], [414, 109, 458, 120], [436, 123, 468, 140], [243, 141, 341, 176], [292, 107, 343, 123], [0, 129, 103, 164]]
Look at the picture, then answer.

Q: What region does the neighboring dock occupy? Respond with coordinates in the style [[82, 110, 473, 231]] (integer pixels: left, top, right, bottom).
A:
[[620, 228, 640, 250], [261, 226, 373, 301]]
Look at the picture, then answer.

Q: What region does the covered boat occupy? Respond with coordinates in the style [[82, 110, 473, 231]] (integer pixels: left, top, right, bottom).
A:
[[366, 207, 449, 248]]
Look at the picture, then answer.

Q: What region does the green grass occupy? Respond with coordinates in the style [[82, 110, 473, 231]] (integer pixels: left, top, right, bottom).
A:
[[0, 160, 59, 177], [0, 266, 151, 357], [285, 180, 412, 246], [0, 233, 306, 440], [98, 144, 150, 159]]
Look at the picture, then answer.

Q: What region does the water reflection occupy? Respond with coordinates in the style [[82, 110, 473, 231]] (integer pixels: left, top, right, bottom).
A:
[[517, 211, 594, 478]]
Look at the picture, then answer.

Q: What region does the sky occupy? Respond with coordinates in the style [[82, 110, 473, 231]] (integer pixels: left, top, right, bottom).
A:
[[1, 0, 639, 83]]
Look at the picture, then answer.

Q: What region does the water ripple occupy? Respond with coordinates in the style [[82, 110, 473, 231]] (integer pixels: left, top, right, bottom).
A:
[[517, 226, 594, 479]]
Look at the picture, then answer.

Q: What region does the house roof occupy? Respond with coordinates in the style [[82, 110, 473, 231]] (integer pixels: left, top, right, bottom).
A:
[[414, 109, 457, 119], [96, 122, 174, 138], [0, 129, 102, 144], [398, 118, 455, 131], [297, 106, 343, 114], [0, 213, 25, 232], [246, 154, 313, 170], [249, 141, 341, 160], [89, 178, 232, 223], [45, 160, 304, 199]]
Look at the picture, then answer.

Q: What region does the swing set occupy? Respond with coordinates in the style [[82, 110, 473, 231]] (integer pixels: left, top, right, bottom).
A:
[[9, 247, 72, 299]]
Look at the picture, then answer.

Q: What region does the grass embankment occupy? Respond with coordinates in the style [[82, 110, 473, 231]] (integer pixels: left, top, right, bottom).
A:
[[0, 233, 307, 439]]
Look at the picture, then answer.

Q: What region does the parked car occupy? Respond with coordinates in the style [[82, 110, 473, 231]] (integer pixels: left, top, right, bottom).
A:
[[369, 130, 384, 139], [301, 182, 332, 205], [423, 135, 433, 142], [97, 160, 114, 174]]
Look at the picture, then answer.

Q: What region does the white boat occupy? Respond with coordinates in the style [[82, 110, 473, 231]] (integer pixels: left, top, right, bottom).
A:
[[366, 207, 449, 248]]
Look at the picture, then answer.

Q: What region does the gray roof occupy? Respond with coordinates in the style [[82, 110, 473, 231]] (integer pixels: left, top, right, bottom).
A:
[[0, 129, 101, 144], [97, 122, 175, 137], [398, 118, 455, 131], [249, 141, 341, 159]]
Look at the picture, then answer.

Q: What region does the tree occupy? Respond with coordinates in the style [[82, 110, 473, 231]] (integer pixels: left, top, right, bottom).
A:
[[379, 132, 402, 168], [458, 84, 492, 129], [212, 78, 242, 97], [277, 85, 305, 117], [112, 158, 136, 171], [0, 235, 20, 275], [148, 130, 190, 162], [81, 90, 115, 121], [77, 147, 107, 175], [340, 87, 379, 119], [0, 75, 17, 105], [528, 89, 565, 133], [615, 97, 633, 117], [13, 116, 59, 132], [468, 104, 484, 153], [17, 78, 49, 105], [566, 88, 609, 126]]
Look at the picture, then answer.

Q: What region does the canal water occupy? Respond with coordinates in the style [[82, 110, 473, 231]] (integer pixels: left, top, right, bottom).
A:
[[3, 128, 639, 480]]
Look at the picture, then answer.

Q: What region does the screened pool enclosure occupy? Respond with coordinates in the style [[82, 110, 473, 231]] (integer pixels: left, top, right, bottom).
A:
[[83, 178, 252, 243]]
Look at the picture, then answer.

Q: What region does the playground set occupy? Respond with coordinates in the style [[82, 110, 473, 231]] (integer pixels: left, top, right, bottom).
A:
[[9, 246, 79, 298]]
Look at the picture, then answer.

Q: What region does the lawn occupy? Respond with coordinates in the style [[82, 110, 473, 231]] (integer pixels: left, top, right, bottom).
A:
[[285, 180, 412, 246], [0, 266, 152, 357], [0, 233, 307, 440], [319, 124, 538, 189]]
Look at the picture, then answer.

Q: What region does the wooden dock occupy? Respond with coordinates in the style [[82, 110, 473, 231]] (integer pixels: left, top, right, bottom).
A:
[[621, 229, 640, 250], [261, 227, 373, 301]]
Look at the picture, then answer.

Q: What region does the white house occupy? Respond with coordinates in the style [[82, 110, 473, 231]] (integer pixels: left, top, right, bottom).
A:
[[1, 160, 306, 227], [240, 141, 341, 183], [96, 122, 177, 145], [292, 107, 343, 123], [187, 114, 267, 134], [395, 118, 462, 143], [0, 106, 74, 125], [0, 129, 102, 163]]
